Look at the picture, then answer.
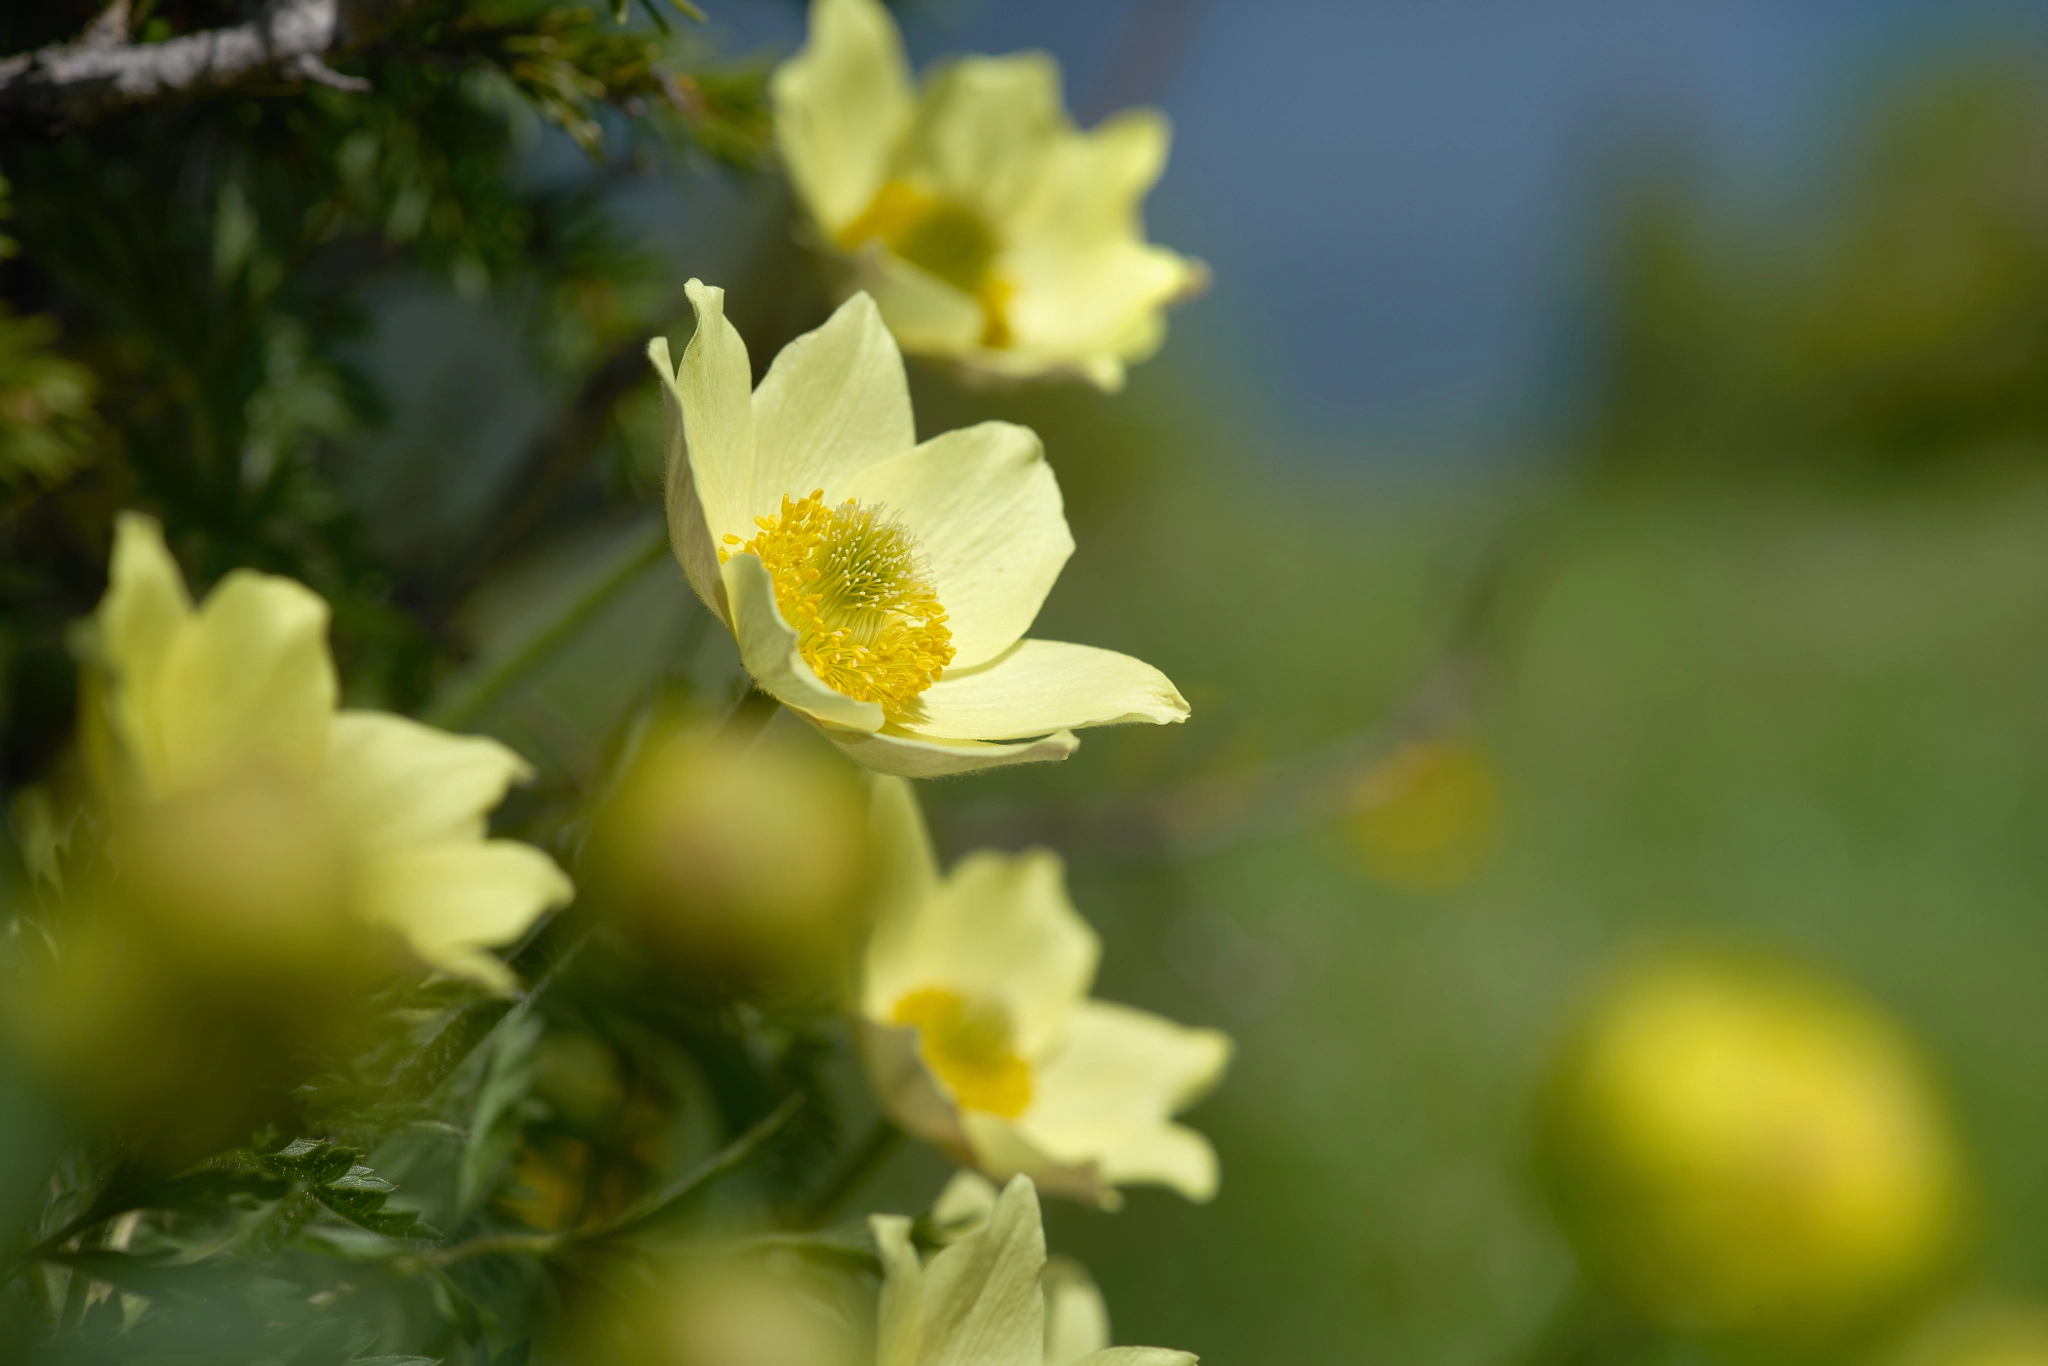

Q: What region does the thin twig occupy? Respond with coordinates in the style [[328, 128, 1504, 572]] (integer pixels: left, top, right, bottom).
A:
[[0, 0, 391, 131], [422, 517, 675, 732]]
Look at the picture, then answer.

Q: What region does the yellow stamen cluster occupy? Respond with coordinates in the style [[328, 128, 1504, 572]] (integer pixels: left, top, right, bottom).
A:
[[891, 987, 1033, 1118], [723, 490, 954, 711], [840, 178, 1017, 350]]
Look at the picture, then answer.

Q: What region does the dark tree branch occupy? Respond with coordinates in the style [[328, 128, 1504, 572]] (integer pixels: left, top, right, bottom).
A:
[[0, 0, 400, 131]]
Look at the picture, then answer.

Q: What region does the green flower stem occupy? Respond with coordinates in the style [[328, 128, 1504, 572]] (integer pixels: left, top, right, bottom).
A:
[[795, 1119, 904, 1230], [423, 518, 675, 733]]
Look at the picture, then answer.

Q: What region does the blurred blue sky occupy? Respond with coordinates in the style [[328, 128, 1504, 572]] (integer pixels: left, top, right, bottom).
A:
[[708, 0, 2048, 462]]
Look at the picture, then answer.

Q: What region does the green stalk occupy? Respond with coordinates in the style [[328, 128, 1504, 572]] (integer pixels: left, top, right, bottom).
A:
[[423, 518, 675, 732]]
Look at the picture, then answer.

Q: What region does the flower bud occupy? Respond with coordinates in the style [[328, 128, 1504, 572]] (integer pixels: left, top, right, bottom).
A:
[[1538, 953, 1962, 1338], [588, 726, 870, 992]]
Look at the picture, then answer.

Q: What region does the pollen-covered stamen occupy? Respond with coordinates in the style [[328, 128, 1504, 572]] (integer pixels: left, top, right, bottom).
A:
[[723, 490, 955, 711]]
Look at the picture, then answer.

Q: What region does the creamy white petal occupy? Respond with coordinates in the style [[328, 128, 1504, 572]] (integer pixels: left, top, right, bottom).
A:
[[723, 552, 884, 732], [322, 711, 532, 852], [1070, 1351, 1199, 1366], [1004, 241, 1198, 379], [96, 515, 195, 792], [154, 569, 335, 795], [1016, 1001, 1232, 1202], [913, 1176, 1046, 1366], [894, 640, 1187, 742], [358, 840, 572, 992], [750, 291, 915, 517], [898, 54, 1065, 226], [864, 847, 1096, 1057], [1007, 109, 1172, 253], [773, 0, 915, 234], [818, 722, 1077, 778], [654, 281, 756, 615], [842, 421, 1071, 669], [864, 775, 942, 992], [1043, 1258, 1111, 1366], [932, 1171, 1001, 1238], [872, 1212, 926, 1366]]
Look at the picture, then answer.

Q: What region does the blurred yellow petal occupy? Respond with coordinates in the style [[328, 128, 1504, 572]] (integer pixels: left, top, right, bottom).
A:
[[900, 55, 1065, 226], [843, 421, 1071, 668], [872, 1212, 926, 1366], [751, 291, 916, 518], [156, 569, 334, 795], [867, 773, 941, 932], [819, 723, 1079, 778], [896, 640, 1188, 742], [322, 712, 532, 851], [1018, 1001, 1230, 1202], [723, 552, 885, 731], [360, 840, 572, 992], [96, 514, 194, 790], [773, 0, 914, 234], [864, 847, 1097, 1058], [848, 248, 986, 354], [1042, 1259, 1110, 1366], [1069, 1352, 1199, 1366]]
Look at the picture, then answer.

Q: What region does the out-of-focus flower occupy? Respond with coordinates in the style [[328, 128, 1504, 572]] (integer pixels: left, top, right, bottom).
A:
[[1346, 736, 1501, 892], [597, 1257, 862, 1366], [587, 723, 870, 991], [858, 778, 1229, 1207], [772, 0, 1205, 391], [871, 1176, 1196, 1366], [1895, 1302, 2048, 1366], [648, 282, 1188, 778], [82, 513, 572, 989], [1538, 953, 1962, 1338]]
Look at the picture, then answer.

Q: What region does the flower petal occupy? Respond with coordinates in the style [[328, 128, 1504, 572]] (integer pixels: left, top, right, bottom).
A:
[[155, 569, 336, 795], [899, 54, 1066, 226], [895, 640, 1188, 742], [774, 0, 915, 234], [868, 774, 941, 939], [1070, 1351, 1199, 1366], [842, 421, 1071, 669], [850, 248, 985, 355], [322, 712, 531, 852], [1043, 1259, 1111, 1366], [1004, 242, 1200, 390], [95, 514, 195, 792], [818, 722, 1078, 778], [358, 840, 572, 992], [863, 846, 1097, 1057], [751, 292, 915, 518], [653, 280, 755, 616], [956, 1115, 1106, 1206], [914, 1176, 1046, 1366], [872, 1212, 926, 1366], [1016, 1000, 1232, 1202], [723, 552, 884, 732]]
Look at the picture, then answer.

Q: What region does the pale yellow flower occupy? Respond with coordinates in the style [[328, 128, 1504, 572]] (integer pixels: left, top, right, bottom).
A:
[[86, 514, 572, 990], [1540, 954, 1961, 1336], [858, 778, 1229, 1206], [773, 0, 1205, 391], [648, 281, 1189, 778], [871, 1175, 1196, 1366]]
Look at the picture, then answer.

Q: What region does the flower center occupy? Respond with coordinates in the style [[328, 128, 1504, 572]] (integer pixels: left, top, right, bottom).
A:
[[839, 178, 1017, 349], [890, 987, 1032, 1117], [723, 490, 954, 711]]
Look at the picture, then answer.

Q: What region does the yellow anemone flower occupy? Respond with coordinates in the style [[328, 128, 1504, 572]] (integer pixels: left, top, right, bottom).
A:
[[858, 778, 1229, 1206], [871, 1175, 1196, 1366], [1539, 954, 1961, 1336], [85, 514, 572, 991], [648, 280, 1189, 778], [772, 0, 1206, 391]]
